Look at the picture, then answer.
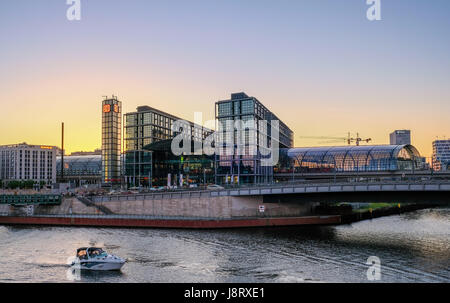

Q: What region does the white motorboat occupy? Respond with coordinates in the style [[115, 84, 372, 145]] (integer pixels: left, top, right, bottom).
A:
[[71, 247, 125, 271]]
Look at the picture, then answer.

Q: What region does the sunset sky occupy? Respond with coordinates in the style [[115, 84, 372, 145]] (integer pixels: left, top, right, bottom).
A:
[[1, 0, 449, 159]]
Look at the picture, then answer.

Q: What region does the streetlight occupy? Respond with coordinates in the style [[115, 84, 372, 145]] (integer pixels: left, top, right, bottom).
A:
[[292, 160, 295, 183], [203, 168, 206, 186]]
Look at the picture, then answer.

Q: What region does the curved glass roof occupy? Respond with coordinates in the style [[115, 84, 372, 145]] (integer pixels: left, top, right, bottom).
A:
[[56, 155, 101, 175], [287, 145, 421, 172]]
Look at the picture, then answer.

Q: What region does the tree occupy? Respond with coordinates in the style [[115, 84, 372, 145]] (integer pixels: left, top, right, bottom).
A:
[[8, 181, 20, 189]]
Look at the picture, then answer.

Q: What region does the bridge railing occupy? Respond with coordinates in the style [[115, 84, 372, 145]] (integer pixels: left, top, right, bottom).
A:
[[219, 178, 450, 190], [89, 179, 450, 202], [0, 195, 62, 205], [0, 212, 289, 221]]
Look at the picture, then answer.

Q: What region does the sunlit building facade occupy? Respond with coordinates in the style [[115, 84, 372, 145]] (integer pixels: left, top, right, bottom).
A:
[[0, 143, 56, 184], [102, 97, 122, 185], [390, 130, 411, 145], [432, 140, 450, 171], [124, 106, 214, 187], [215, 92, 293, 184]]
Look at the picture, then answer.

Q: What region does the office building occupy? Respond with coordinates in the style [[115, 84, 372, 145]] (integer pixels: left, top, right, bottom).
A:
[[102, 96, 122, 185], [432, 139, 450, 171], [390, 130, 411, 145], [0, 143, 56, 184], [215, 92, 293, 184], [124, 106, 214, 187]]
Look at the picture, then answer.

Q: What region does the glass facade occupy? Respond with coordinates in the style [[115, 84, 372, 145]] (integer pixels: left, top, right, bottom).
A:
[[144, 141, 214, 186], [124, 150, 153, 186], [432, 140, 450, 171], [274, 144, 422, 174], [215, 92, 294, 184], [124, 106, 214, 187], [102, 97, 121, 185], [124, 106, 177, 153], [57, 155, 101, 176]]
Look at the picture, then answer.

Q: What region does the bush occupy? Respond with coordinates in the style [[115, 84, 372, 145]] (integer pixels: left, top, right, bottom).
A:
[[8, 181, 21, 189], [6, 180, 38, 189]]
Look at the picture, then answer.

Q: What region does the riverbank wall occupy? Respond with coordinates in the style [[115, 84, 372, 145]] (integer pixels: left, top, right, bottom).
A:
[[0, 195, 440, 229], [0, 195, 339, 228], [26, 195, 316, 218]]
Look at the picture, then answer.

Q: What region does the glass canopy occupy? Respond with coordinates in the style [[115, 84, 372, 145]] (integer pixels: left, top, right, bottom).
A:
[[56, 155, 102, 176], [286, 145, 421, 172]]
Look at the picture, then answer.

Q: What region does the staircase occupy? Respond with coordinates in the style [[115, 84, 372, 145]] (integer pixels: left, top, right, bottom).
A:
[[76, 196, 114, 215]]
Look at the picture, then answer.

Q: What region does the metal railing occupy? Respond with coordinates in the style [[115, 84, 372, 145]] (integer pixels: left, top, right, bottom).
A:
[[0, 212, 274, 221], [88, 179, 450, 202], [0, 194, 62, 205], [209, 181, 450, 197]]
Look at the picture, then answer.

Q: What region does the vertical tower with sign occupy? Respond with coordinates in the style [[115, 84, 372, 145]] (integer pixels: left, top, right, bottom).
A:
[[102, 96, 122, 186]]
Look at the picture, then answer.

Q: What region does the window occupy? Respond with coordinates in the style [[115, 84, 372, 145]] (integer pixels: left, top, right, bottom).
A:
[[234, 101, 240, 115], [218, 102, 232, 117], [241, 99, 254, 114]]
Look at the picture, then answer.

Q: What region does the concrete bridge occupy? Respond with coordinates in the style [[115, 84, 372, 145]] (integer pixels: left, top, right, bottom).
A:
[[93, 180, 450, 205], [274, 170, 450, 182], [1, 180, 448, 228], [212, 181, 450, 204]]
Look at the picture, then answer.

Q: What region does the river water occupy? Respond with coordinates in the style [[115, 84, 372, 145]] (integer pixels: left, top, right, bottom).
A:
[[0, 207, 448, 283]]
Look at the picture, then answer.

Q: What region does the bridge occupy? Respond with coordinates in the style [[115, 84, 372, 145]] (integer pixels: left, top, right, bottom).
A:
[[93, 179, 450, 205], [0, 194, 62, 206], [274, 170, 450, 182], [211, 180, 450, 204]]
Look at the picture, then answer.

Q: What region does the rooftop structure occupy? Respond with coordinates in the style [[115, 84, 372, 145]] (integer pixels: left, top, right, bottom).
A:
[[283, 144, 422, 173]]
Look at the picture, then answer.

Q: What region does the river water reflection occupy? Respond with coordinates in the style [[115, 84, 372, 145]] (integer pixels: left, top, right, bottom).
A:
[[0, 207, 448, 282]]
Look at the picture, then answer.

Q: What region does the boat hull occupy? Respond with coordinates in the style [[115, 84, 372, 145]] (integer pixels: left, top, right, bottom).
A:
[[73, 260, 125, 271]]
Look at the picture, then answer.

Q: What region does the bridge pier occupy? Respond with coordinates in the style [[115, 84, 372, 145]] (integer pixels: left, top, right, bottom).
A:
[[262, 191, 450, 204]]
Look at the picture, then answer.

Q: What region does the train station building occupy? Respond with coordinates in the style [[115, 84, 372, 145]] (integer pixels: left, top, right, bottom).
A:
[[123, 105, 215, 187], [279, 144, 423, 173], [95, 93, 428, 188]]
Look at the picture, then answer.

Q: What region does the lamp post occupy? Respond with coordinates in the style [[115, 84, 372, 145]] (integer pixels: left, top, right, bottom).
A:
[[292, 160, 295, 183], [203, 168, 206, 186], [61, 122, 64, 183], [149, 168, 152, 189]]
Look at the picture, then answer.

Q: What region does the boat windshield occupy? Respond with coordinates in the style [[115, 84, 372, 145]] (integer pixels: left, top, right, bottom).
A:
[[88, 248, 107, 258]]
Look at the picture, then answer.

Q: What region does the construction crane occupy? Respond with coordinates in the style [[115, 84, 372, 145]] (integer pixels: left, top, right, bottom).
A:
[[298, 132, 372, 146], [348, 132, 372, 146]]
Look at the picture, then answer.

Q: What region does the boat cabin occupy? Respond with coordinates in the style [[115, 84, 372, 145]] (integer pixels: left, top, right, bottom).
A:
[[76, 247, 106, 259]]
